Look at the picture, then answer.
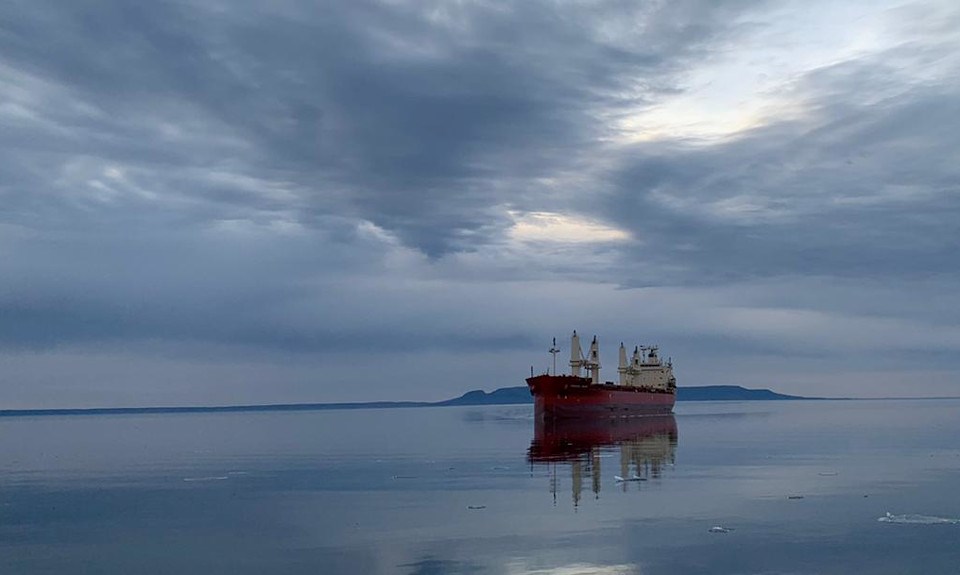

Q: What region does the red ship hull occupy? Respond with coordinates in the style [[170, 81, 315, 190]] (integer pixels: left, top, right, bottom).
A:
[[526, 374, 675, 419]]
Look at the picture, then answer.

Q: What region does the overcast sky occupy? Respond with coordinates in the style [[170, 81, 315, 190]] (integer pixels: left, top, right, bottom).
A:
[[2, 0, 959, 407]]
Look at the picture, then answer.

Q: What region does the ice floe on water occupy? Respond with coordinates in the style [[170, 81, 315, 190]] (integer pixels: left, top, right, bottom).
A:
[[183, 471, 247, 482], [878, 512, 959, 525], [614, 475, 645, 483], [182, 476, 229, 482]]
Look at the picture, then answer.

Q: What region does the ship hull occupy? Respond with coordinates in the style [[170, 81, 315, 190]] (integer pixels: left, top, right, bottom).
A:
[[526, 374, 675, 419]]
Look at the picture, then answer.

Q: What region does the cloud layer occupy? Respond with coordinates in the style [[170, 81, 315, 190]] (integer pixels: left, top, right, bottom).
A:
[[2, 0, 959, 406]]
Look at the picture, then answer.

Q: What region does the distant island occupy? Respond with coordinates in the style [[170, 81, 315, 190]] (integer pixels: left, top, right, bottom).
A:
[[0, 385, 809, 417], [438, 385, 807, 405]]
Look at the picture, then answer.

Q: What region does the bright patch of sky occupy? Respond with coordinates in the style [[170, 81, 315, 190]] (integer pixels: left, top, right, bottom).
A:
[[508, 211, 631, 244], [617, 0, 926, 142]]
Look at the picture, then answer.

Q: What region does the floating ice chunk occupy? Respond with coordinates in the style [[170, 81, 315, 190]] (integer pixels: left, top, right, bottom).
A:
[[709, 526, 733, 533], [614, 475, 646, 483], [182, 476, 229, 482], [878, 512, 959, 525]]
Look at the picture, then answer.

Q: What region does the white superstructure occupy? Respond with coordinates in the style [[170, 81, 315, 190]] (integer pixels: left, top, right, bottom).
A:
[[619, 344, 673, 390], [565, 331, 675, 390]]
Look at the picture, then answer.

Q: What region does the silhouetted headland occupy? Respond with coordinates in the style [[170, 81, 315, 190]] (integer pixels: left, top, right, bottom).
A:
[[0, 385, 814, 417], [438, 385, 809, 405]]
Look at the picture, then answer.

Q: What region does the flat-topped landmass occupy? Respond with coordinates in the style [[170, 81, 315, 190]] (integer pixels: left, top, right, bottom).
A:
[[0, 385, 812, 417]]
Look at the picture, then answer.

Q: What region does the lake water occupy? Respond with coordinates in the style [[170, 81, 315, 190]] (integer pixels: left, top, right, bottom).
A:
[[2, 399, 959, 574]]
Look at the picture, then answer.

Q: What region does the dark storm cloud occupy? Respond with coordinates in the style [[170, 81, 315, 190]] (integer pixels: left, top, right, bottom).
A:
[[1, 0, 763, 254], [0, 0, 770, 353]]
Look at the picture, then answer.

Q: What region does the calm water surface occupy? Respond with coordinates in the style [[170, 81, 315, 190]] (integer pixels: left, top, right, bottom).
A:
[[2, 400, 959, 574]]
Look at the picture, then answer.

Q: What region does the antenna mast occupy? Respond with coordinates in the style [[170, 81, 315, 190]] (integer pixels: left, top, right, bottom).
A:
[[548, 337, 560, 375]]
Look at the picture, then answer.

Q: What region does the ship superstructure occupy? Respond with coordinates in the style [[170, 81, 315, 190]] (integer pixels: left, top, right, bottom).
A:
[[527, 331, 676, 419]]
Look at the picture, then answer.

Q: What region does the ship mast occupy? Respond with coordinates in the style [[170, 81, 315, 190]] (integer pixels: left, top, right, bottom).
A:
[[586, 335, 601, 384], [569, 330, 584, 377], [618, 343, 628, 386], [548, 338, 560, 375]]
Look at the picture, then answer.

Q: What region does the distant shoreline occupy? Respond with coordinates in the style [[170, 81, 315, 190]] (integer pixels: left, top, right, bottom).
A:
[[1, 385, 954, 418]]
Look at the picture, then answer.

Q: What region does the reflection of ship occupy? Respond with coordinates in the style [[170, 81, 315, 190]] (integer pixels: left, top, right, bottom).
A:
[[528, 415, 678, 507], [527, 331, 676, 419]]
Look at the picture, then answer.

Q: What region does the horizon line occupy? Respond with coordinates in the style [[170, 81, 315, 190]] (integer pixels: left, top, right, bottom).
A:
[[3, 391, 959, 418]]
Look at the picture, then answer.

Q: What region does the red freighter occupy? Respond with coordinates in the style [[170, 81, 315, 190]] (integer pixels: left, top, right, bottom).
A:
[[527, 331, 676, 419]]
